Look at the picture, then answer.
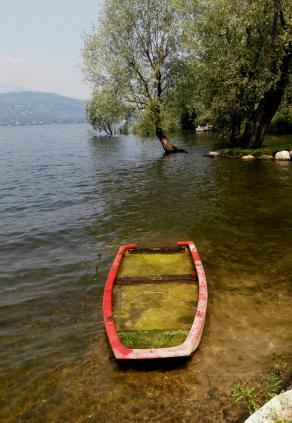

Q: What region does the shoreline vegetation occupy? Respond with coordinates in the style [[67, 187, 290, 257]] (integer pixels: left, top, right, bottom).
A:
[[206, 134, 292, 160], [231, 361, 292, 419], [208, 152, 292, 160]]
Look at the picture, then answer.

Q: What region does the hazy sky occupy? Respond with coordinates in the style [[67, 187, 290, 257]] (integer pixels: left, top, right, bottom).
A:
[[0, 0, 104, 99]]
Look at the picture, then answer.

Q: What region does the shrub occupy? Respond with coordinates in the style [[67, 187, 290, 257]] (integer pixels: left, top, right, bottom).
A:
[[268, 114, 292, 135]]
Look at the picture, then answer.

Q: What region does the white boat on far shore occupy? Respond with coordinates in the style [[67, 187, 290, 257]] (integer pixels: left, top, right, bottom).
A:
[[196, 123, 213, 132]]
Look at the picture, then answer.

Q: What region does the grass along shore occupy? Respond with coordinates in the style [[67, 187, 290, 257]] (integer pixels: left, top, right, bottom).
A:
[[209, 135, 292, 159]]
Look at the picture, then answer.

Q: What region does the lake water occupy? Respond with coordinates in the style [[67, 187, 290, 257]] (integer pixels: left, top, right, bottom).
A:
[[0, 124, 291, 422]]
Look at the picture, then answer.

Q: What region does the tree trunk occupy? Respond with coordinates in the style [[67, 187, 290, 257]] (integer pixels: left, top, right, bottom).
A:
[[155, 126, 187, 154], [153, 68, 187, 153], [241, 42, 292, 149], [107, 123, 113, 136], [230, 114, 242, 147], [153, 106, 187, 154]]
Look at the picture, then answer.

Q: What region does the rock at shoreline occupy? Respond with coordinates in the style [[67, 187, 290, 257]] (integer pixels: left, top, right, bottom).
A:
[[275, 151, 291, 161], [242, 155, 255, 160], [290, 150, 292, 158], [244, 389, 292, 423], [206, 151, 220, 158], [259, 155, 274, 160]]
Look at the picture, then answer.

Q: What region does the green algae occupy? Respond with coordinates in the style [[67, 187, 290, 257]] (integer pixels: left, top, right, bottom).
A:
[[118, 329, 189, 348], [113, 250, 198, 349], [117, 249, 195, 278], [113, 281, 198, 332]]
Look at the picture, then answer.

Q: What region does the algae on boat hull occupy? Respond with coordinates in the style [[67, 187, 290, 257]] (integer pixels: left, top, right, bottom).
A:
[[117, 250, 195, 278], [113, 281, 198, 331], [113, 250, 198, 349], [118, 329, 189, 349]]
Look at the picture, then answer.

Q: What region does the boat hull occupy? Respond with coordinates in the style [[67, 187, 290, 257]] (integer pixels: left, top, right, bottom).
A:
[[103, 241, 208, 359]]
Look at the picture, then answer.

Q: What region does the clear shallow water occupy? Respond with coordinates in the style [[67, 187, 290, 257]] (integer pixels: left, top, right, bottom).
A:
[[0, 124, 291, 422]]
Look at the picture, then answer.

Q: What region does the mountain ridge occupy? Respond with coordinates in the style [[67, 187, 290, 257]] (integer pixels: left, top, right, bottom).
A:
[[0, 91, 87, 126]]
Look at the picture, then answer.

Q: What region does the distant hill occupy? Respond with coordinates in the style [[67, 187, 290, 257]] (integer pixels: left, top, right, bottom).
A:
[[0, 91, 87, 125], [0, 85, 28, 94]]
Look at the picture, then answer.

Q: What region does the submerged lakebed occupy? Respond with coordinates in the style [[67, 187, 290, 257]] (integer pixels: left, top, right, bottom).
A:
[[0, 124, 291, 422]]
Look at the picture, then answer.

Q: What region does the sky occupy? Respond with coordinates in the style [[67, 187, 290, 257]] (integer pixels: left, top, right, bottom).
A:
[[0, 0, 104, 99]]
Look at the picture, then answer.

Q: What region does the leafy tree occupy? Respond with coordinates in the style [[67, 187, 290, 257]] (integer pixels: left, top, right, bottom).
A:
[[86, 88, 126, 135], [240, 0, 292, 148], [83, 0, 187, 153], [181, 0, 292, 148]]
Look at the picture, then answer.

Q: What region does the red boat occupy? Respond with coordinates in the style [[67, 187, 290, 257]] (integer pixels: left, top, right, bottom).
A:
[[103, 241, 208, 359]]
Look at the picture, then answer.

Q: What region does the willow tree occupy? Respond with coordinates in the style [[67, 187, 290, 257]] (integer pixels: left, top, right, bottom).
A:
[[83, 0, 186, 153], [181, 0, 292, 148], [86, 88, 126, 135]]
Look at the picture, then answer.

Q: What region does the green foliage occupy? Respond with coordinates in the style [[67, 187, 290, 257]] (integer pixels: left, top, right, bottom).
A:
[[131, 109, 156, 137], [83, 0, 187, 137], [269, 83, 292, 134], [231, 361, 290, 415], [86, 88, 127, 134], [180, 107, 197, 130], [232, 383, 259, 413], [83, 0, 291, 144], [131, 99, 183, 136], [269, 114, 292, 135], [121, 120, 129, 135], [179, 0, 292, 143]]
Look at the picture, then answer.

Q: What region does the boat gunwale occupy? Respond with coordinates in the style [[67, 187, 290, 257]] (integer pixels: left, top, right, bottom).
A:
[[103, 241, 208, 360]]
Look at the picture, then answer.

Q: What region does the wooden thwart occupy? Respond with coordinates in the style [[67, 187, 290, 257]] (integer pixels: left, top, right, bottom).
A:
[[128, 247, 186, 254], [116, 274, 198, 285]]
